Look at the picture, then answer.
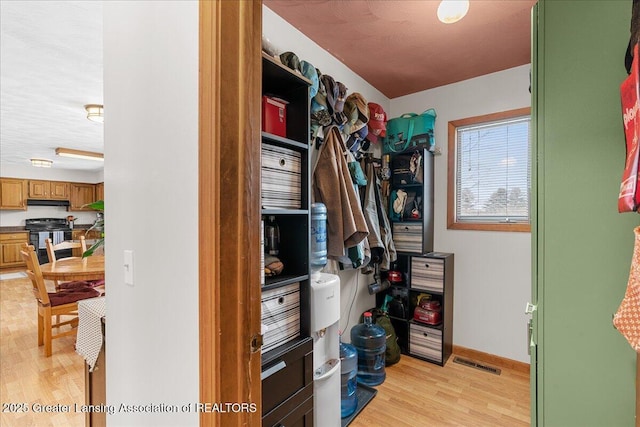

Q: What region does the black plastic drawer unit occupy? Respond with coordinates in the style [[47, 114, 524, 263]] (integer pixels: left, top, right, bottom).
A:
[[262, 337, 313, 426]]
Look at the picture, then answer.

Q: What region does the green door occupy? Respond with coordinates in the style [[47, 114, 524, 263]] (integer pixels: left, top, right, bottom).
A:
[[531, 1, 638, 426], [530, 4, 541, 425]]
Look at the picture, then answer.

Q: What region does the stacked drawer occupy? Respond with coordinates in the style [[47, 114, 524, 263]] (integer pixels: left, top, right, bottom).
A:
[[261, 143, 302, 209], [410, 256, 444, 292], [261, 282, 301, 353], [409, 322, 442, 364], [392, 223, 423, 253]]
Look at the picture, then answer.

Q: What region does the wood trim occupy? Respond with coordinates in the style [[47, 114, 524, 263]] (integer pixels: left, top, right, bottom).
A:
[[199, 1, 219, 425], [447, 107, 532, 233], [199, 1, 262, 426], [453, 345, 530, 374]]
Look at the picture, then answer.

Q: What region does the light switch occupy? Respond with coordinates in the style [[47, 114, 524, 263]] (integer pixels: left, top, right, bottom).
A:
[[124, 250, 134, 286]]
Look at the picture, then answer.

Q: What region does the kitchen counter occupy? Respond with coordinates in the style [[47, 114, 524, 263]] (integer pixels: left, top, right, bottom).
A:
[[72, 224, 95, 230], [0, 224, 94, 233], [0, 226, 27, 233]]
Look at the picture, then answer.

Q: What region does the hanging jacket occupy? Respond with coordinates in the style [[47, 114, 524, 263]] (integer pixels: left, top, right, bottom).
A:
[[363, 162, 397, 270], [313, 125, 369, 258]]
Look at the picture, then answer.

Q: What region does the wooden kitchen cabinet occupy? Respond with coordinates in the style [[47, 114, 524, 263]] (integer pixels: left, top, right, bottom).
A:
[[73, 229, 100, 239], [28, 180, 69, 200], [0, 232, 29, 268], [0, 178, 27, 210], [70, 183, 97, 211], [95, 182, 104, 202], [85, 229, 101, 240]]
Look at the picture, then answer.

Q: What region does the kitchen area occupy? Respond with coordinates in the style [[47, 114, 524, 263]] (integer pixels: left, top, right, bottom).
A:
[[0, 172, 107, 427], [0, 177, 104, 269]]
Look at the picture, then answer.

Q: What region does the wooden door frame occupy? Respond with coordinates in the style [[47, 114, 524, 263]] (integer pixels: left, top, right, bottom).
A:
[[199, 1, 262, 425]]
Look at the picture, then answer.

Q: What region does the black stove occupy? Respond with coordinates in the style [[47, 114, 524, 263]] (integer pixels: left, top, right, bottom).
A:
[[25, 218, 73, 264], [25, 218, 72, 232]]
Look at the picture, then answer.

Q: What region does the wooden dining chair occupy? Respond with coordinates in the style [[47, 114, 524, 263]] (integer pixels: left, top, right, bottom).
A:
[[20, 244, 101, 357], [45, 237, 105, 291], [45, 235, 86, 262]]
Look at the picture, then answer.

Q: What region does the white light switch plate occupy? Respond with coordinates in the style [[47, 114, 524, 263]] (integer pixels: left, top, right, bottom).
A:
[[124, 250, 134, 286]]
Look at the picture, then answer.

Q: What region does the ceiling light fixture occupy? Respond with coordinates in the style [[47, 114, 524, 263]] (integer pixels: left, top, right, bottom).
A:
[[56, 147, 104, 161], [437, 0, 469, 24], [30, 158, 53, 168], [84, 104, 104, 123]]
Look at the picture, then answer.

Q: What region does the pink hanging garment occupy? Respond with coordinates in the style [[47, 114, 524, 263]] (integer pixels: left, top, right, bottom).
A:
[[614, 226, 640, 351]]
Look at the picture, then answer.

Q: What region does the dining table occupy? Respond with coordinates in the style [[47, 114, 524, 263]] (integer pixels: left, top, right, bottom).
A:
[[39, 255, 105, 282]]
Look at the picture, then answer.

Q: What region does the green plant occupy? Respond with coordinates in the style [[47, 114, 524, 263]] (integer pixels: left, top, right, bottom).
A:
[[82, 200, 104, 257]]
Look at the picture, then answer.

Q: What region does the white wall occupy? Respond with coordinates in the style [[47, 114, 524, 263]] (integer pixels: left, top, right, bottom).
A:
[[263, 5, 389, 340], [103, 2, 199, 425], [0, 164, 103, 226], [391, 65, 532, 362]]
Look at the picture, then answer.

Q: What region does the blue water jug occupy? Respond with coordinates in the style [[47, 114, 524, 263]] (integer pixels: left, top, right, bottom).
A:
[[350, 312, 386, 386], [340, 339, 358, 418], [310, 203, 327, 273]]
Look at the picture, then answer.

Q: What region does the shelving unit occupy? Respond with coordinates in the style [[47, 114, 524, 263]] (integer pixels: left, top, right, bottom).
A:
[[375, 146, 454, 366], [260, 52, 313, 427], [407, 252, 454, 366], [388, 147, 434, 255], [376, 252, 454, 366]]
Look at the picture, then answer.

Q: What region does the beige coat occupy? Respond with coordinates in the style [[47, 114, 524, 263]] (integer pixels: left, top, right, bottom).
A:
[[313, 126, 368, 258]]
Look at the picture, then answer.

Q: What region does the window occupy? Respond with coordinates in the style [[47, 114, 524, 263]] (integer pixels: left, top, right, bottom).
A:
[[447, 108, 531, 232]]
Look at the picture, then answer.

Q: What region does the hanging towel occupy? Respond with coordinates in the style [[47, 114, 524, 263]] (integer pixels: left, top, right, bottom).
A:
[[53, 231, 64, 246], [38, 232, 49, 249]]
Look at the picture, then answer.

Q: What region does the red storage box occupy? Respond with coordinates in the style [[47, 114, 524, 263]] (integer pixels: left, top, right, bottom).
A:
[[262, 96, 288, 137]]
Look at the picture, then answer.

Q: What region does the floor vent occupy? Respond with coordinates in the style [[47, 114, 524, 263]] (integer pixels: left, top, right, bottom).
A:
[[453, 357, 501, 375]]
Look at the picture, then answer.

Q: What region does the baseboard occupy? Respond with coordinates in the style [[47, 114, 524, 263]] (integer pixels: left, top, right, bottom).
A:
[[452, 345, 530, 374]]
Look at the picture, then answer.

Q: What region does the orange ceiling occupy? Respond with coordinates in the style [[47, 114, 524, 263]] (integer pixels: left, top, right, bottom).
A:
[[264, 0, 537, 98]]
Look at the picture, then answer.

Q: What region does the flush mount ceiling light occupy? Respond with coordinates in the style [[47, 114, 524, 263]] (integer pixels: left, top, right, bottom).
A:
[[437, 0, 469, 24], [84, 104, 104, 123], [30, 158, 53, 168], [56, 147, 104, 161]]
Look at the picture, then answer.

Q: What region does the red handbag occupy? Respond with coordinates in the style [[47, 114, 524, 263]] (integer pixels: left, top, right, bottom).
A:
[[618, 43, 640, 213]]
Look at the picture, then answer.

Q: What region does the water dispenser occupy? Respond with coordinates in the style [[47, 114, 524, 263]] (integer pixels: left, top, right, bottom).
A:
[[310, 202, 341, 426]]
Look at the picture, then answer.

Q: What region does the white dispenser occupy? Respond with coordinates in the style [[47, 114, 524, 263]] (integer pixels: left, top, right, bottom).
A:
[[310, 272, 341, 427]]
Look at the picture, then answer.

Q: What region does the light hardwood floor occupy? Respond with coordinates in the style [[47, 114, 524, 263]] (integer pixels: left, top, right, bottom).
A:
[[0, 276, 85, 427], [350, 353, 530, 427], [0, 275, 529, 427]]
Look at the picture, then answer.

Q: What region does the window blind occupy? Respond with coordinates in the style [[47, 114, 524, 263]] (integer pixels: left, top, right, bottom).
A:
[[455, 117, 530, 223]]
